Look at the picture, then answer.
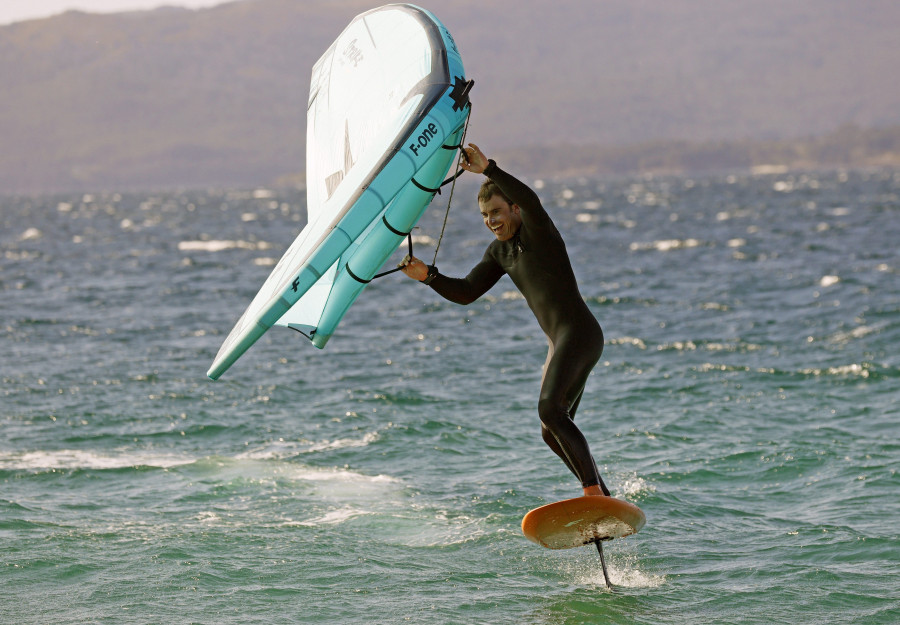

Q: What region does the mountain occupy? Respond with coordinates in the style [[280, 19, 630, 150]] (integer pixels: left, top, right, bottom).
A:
[[2, 0, 899, 193]]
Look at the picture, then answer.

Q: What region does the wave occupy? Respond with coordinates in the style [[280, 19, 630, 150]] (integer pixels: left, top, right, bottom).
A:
[[18, 226, 43, 241], [0, 448, 192, 471], [798, 363, 874, 378], [688, 361, 895, 380], [304, 431, 381, 453], [629, 238, 703, 252], [0, 447, 400, 491], [289, 506, 371, 527], [828, 323, 888, 344], [237, 429, 383, 459], [177, 240, 274, 252], [609, 337, 764, 354]]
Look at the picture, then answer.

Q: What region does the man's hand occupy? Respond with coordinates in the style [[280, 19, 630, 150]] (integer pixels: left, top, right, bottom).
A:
[[399, 255, 429, 281], [459, 143, 489, 174]]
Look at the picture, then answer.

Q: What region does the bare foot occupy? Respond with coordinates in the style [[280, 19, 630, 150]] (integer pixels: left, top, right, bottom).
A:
[[582, 485, 607, 497]]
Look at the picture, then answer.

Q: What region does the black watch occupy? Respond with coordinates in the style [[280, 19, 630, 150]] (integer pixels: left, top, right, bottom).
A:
[[422, 265, 439, 285]]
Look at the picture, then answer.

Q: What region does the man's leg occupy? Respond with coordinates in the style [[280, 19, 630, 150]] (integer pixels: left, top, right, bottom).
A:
[[538, 329, 608, 494]]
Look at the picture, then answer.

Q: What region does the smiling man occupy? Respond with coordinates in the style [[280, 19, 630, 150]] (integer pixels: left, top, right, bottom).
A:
[[401, 143, 610, 498]]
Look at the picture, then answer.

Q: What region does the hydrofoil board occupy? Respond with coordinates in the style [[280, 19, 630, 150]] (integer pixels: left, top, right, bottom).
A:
[[522, 496, 645, 549], [522, 496, 646, 589]]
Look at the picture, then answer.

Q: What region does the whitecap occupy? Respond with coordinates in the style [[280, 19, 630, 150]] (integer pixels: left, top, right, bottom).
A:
[[177, 240, 272, 252], [657, 340, 697, 351], [304, 431, 381, 453], [19, 227, 42, 241], [831, 325, 879, 344], [295, 506, 369, 526], [238, 430, 382, 459], [610, 336, 647, 350], [184, 456, 404, 505], [629, 238, 701, 252], [410, 234, 435, 246], [393, 513, 491, 547], [800, 363, 870, 378], [773, 180, 794, 193], [0, 449, 193, 471]]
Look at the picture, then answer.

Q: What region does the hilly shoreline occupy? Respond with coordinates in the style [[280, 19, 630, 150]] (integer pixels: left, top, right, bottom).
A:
[[2, 0, 899, 193]]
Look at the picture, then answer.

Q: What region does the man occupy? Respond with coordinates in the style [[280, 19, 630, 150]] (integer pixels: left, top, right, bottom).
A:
[[400, 143, 610, 498]]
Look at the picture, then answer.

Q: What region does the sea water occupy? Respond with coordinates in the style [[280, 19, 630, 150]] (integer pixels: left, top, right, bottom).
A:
[[2, 170, 898, 624]]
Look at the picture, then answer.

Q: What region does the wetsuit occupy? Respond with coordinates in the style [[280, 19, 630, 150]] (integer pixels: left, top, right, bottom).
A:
[[427, 161, 609, 493]]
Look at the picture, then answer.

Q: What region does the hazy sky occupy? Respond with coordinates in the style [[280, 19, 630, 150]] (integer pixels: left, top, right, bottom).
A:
[[0, 0, 231, 25]]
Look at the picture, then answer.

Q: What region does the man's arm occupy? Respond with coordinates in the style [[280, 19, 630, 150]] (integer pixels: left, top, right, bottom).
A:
[[462, 144, 552, 230], [400, 253, 504, 305]]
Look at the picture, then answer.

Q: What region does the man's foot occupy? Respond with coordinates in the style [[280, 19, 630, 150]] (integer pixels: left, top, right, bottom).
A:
[[582, 484, 607, 497]]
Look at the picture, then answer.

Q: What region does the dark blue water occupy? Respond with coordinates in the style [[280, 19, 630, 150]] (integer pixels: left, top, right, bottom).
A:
[[2, 169, 898, 624]]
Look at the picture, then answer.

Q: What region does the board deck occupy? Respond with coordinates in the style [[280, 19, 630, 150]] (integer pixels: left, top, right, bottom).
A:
[[522, 496, 645, 550]]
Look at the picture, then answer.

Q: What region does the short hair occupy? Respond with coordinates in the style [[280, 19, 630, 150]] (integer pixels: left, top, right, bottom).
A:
[[477, 178, 512, 207]]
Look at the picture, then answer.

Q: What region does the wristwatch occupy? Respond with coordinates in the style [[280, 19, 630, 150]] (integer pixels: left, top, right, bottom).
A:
[[422, 265, 439, 285]]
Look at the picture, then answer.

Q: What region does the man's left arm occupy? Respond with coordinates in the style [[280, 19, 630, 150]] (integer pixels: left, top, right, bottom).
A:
[[483, 161, 553, 231], [460, 143, 552, 230]]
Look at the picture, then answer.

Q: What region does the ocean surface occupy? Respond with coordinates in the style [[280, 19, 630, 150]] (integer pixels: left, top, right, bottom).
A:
[[2, 168, 898, 624]]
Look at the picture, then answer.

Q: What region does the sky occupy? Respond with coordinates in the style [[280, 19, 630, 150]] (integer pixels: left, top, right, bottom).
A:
[[0, 0, 231, 25]]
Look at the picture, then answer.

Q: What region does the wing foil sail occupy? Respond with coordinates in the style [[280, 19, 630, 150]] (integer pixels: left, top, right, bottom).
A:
[[208, 4, 470, 380]]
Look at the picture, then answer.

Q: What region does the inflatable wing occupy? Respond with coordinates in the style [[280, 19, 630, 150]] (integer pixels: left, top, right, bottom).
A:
[[208, 4, 471, 380]]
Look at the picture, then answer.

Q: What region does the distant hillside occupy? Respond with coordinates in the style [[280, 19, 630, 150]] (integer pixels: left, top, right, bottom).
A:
[[2, 0, 900, 193], [496, 124, 900, 179]]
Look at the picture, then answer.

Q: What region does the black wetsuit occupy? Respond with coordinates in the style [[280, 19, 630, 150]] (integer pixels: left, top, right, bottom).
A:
[[427, 161, 609, 493]]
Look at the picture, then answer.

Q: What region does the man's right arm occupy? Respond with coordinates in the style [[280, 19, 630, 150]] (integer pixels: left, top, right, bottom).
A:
[[428, 253, 504, 305], [401, 252, 504, 305]]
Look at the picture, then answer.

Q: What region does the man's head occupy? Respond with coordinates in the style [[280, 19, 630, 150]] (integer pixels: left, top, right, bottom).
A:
[[478, 179, 521, 241]]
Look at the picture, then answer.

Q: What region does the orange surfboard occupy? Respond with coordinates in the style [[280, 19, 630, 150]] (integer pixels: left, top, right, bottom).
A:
[[522, 496, 646, 550]]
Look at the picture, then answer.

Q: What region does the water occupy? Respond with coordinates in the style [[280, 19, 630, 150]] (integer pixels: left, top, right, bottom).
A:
[[2, 169, 898, 624]]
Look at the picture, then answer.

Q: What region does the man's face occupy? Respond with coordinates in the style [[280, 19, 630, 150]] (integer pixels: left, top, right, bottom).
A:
[[480, 194, 522, 241]]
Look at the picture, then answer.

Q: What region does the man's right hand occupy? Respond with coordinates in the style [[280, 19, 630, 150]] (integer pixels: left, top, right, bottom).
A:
[[399, 255, 429, 281]]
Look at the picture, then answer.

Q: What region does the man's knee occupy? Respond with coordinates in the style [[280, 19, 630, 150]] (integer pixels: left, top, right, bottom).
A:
[[538, 397, 568, 430], [540, 422, 556, 446]]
